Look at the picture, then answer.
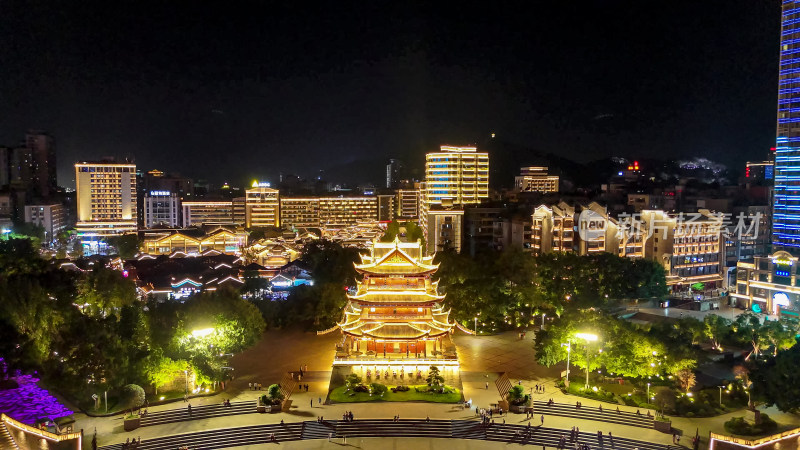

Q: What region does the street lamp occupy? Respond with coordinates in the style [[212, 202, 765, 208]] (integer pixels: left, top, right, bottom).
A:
[[562, 333, 598, 389], [541, 313, 546, 329], [560, 341, 572, 388], [647, 382, 651, 402], [717, 385, 726, 407], [474, 317, 478, 335]]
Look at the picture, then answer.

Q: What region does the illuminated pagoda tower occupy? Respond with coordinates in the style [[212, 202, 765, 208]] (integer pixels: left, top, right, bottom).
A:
[[335, 237, 456, 362]]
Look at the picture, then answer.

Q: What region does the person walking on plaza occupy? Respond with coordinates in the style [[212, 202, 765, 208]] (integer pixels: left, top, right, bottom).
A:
[[485, 381, 489, 389], [540, 415, 544, 426], [319, 396, 322, 405], [187, 403, 192, 416], [311, 399, 313, 408]]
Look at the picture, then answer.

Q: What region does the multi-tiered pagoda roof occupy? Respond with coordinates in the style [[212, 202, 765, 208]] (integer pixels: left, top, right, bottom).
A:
[[336, 237, 455, 341]]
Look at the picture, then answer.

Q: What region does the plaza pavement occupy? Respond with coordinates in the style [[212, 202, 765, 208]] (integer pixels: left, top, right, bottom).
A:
[[73, 328, 800, 449]]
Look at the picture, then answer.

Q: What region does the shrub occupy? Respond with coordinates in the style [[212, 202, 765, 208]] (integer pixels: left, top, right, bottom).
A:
[[354, 385, 369, 393], [507, 385, 525, 401], [724, 415, 778, 436], [267, 384, 283, 401], [391, 385, 410, 393], [346, 374, 362, 388], [119, 384, 146, 411], [370, 383, 388, 396]]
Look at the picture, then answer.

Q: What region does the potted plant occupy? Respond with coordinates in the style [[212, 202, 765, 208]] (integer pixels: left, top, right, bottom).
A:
[[267, 384, 286, 412], [507, 385, 530, 413], [120, 384, 145, 430]]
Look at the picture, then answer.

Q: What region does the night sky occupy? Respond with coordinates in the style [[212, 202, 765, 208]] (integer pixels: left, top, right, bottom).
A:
[[0, 1, 781, 188]]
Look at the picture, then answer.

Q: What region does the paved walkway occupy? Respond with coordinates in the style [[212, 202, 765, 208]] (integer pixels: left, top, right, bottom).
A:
[[71, 329, 800, 449]]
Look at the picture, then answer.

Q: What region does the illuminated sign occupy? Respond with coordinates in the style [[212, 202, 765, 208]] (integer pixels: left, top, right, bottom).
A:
[[773, 292, 791, 307], [773, 259, 794, 266], [251, 180, 271, 188], [776, 270, 791, 277], [150, 190, 171, 196], [752, 303, 762, 313]]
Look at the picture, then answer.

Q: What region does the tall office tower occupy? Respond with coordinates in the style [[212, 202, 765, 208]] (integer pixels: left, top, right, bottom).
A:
[[9, 146, 32, 186], [774, 1, 800, 252], [424, 146, 489, 205], [143, 190, 180, 228], [75, 161, 138, 253], [245, 183, 280, 228], [25, 131, 57, 198], [386, 158, 404, 188], [377, 194, 395, 221]]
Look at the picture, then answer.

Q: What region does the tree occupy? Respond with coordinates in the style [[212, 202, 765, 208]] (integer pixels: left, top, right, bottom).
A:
[[75, 266, 137, 317], [426, 366, 444, 387], [751, 344, 800, 412], [144, 353, 187, 395], [267, 384, 284, 401], [105, 234, 141, 259], [703, 315, 731, 350], [733, 313, 767, 360], [119, 384, 146, 411], [676, 369, 696, 393], [761, 319, 798, 356]]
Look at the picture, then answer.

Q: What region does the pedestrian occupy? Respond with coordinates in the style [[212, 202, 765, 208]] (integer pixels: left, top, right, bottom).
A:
[[485, 381, 489, 389], [503, 418, 505, 424], [542, 385, 545, 394], [319, 397, 322, 405], [328, 432, 331, 441], [540, 414, 544, 425], [311, 399, 313, 408], [676, 435, 681, 445], [343, 435, 347, 444], [187, 404, 192, 416], [248, 382, 252, 390], [609, 431, 614, 446]]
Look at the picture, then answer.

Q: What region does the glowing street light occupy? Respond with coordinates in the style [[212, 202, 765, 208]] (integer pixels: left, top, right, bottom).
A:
[[562, 333, 598, 389], [191, 328, 215, 338]]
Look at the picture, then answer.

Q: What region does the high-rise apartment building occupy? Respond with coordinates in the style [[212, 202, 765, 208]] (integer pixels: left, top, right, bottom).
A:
[[774, 1, 800, 252], [245, 184, 280, 228], [75, 161, 138, 252], [25, 131, 57, 198], [515, 166, 559, 193], [278, 196, 379, 229], [143, 190, 180, 228], [531, 203, 575, 255], [424, 146, 489, 205], [420, 146, 489, 254]]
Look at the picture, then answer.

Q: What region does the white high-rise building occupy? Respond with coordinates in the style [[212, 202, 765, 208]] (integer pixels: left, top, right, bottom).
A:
[[144, 190, 180, 228]]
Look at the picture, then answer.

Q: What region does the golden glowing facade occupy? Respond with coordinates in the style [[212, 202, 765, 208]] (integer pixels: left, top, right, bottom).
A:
[[335, 238, 456, 359], [515, 166, 559, 193], [279, 196, 378, 229], [245, 185, 280, 228], [639, 209, 724, 289], [424, 146, 489, 205], [142, 227, 247, 255], [75, 162, 138, 238]]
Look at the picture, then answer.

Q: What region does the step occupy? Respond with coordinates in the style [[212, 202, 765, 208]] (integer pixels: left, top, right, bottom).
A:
[[0, 423, 20, 450]]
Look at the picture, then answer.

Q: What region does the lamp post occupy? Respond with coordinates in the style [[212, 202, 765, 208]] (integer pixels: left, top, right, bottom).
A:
[[541, 313, 546, 329], [717, 385, 726, 407], [474, 317, 478, 336], [575, 333, 598, 390], [560, 341, 572, 388], [184, 370, 189, 395], [647, 383, 651, 402]]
